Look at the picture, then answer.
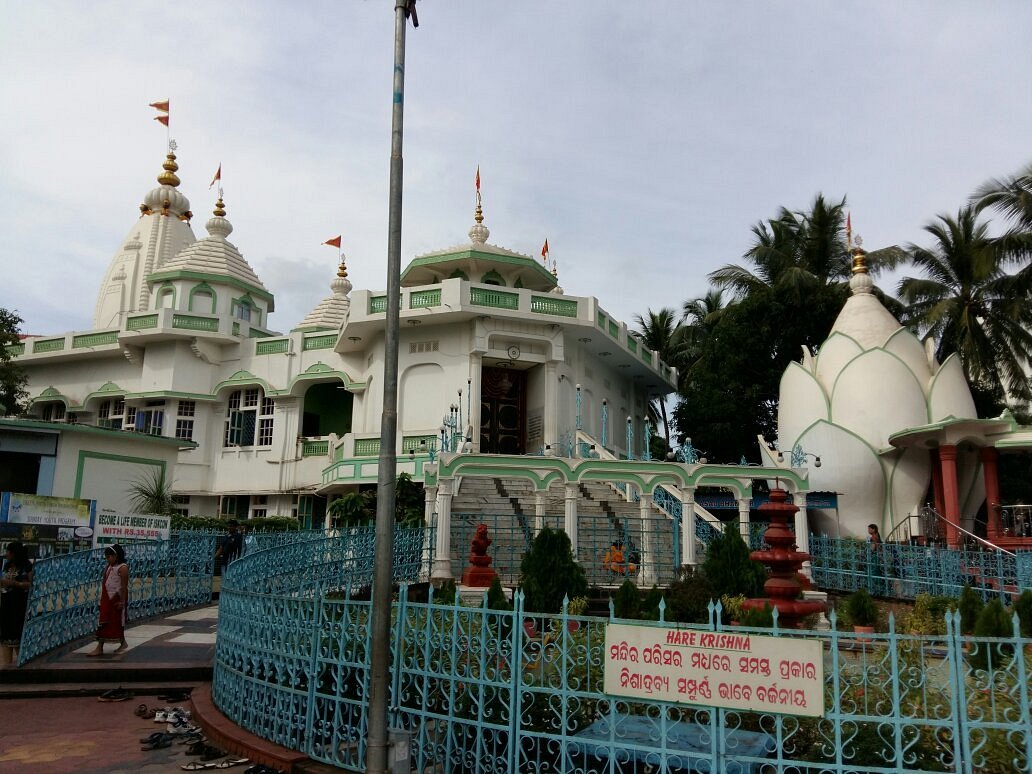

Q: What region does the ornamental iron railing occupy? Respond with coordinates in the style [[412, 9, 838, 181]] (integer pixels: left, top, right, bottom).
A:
[[810, 536, 1025, 601], [212, 553, 1032, 773], [18, 531, 217, 664], [450, 511, 678, 588]]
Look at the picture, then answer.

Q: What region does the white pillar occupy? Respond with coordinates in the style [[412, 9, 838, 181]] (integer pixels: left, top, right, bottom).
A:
[[680, 486, 697, 566], [564, 482, 579, 558], [468, 354, 483, 453], [544, 361, 559, 452], [639, 491, 656, 586], [535, 490, 546, 534], [795, 500, 811, 578], [738, 496, 751, 541], [431, 478, 454, 582]]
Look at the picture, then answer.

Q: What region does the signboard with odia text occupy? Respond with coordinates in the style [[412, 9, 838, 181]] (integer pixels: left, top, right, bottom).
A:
[[604, 623, 825, 717]]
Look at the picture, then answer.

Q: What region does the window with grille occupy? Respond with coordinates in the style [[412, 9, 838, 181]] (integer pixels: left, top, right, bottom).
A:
[[175, 419, 194, 441], [97, 398, 127, 429], [224, 388, 274, 447], [178, 400, 196, 417], [172, 495, 190, 517]]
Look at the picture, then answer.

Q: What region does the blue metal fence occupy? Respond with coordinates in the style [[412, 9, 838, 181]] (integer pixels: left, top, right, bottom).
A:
[[213, 530, 1032, 773], [18, 531, 218, 664], [810, 536, 1027, 600]]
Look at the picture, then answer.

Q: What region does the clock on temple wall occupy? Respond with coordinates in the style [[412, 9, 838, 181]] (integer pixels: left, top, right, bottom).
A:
[[507, 345, 521, 360]]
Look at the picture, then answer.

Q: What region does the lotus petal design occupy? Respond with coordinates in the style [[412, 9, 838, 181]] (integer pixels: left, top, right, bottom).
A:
[[775, 296, 977, 538]]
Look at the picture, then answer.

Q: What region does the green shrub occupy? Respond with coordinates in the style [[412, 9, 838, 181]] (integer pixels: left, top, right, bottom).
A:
[[968, 598, 1014, 673], [519, 527, 587, 614], [640, 586, 665, 621], [486, 577, 511, 611], [844, 589, 878, 628], [738, 602, 774, 628], [664, 566, 714, 624], [1013, 589, 1032, 638], [612, 579, 641, 619], [902, 594, 956, 635], [433, 579, 457, 605], [958, 584, 984, 635], [171, 514, 302, 531], [701, 524, 767, 598], [719, 594, 747, 623]]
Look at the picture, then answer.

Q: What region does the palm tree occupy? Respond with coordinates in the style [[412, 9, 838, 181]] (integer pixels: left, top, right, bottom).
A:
[[632, 307, 686, 445], [897, 207, 1032, 405], [128, 469, 176, 515], [974, 161, 1032, 229], [681, 289, 728, 366], [710, 194, 904, 300]]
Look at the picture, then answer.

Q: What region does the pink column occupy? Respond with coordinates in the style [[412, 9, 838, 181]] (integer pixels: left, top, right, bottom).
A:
[[981, 447, 1001, 540], [939, 445, 961, 547]]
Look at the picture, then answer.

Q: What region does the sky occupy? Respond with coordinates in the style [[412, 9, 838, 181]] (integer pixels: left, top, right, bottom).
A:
[[1, 1, 1030, 336]]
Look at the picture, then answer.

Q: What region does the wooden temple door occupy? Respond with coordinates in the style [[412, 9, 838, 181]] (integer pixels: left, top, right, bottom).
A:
[[479, 367, 526, 454]]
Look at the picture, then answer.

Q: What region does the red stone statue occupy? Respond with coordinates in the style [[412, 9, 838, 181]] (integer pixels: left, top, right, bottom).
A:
[[741, 488, 826, 628], [461, 523, 498, 587]]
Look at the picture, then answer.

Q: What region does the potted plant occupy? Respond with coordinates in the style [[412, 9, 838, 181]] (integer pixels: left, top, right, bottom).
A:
[[845, 589, 878, 639], [566, 596, 588, 631], [720, 594, 746, 626]]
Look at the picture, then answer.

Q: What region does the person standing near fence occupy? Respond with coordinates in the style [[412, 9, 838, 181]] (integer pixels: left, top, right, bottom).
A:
[[215, 519, 244, 575], [87, 544, 129, 657], [1, 541, 33, 667]]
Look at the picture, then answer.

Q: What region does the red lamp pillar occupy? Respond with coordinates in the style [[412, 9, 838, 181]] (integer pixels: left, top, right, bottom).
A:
[[930, 448, 946, 517], [981, 447, 1001, 540], [939, 445, 961, 547]]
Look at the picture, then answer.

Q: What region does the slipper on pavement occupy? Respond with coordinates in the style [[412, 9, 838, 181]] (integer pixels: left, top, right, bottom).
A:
[[180, 763, 217, 771], [98, 688, 132, 702], [215, 760, 250, 770], [200, 746, 227, 762], [139, 731, 166, 744], [141, 733, 175, 750]]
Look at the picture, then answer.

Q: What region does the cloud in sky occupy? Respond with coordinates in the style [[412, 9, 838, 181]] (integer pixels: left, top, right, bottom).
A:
[[1, 1, 1030, 335]]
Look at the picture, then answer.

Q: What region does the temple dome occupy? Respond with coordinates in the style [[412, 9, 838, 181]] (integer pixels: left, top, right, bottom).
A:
[[153, 198, 272, 308], [296, 259, 352, 331]]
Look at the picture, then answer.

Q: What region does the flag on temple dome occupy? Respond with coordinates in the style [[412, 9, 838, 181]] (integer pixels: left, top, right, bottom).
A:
[[209, 164, 222, 189], [846, 212, 852, 244], [475, 166, 480, 192], [149, 100, 170, 113], [541, 239, 549, 262], [323, 235, 342, 249], [154, 115, 169, 127]]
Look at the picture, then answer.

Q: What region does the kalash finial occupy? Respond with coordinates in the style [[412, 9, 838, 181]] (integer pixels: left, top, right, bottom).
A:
[[468, 165, 491, 244], [213, 197, 226, 217], [848, 234, 874, 296], [157, 140, 181, 187], [337, 255, 349, 279]]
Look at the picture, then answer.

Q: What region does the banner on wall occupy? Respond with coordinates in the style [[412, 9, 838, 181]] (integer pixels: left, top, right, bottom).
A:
[[0, 492, 97, 558], [92, 509, 171, 547]]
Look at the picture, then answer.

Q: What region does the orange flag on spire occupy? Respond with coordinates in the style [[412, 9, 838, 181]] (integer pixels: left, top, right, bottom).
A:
[[209, 164, 222, 189], [154, 114, 169, 127], [475, 165, 480, 192], [323, 235, 342, 249], [541, 238, 549, 262], [846, 213, 853, 246], [149, 100, 170, 113]]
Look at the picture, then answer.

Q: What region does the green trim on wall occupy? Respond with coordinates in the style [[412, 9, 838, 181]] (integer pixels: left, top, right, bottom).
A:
[[188, 282, 218, 314], [283, 364, 367, 395], [212, 370, 275, 397], [147, 269, 274, 305], [402, 248, 557, 287], [480, 269, 505, 286], [447, 269, 468, 281], [782, 361, 831, 420], [73, 451, 167, 499], [156, 282, 177, 309], [72, 331, 119, 348], [28, 386, 70, 407], [123, 390, 218, 403], [302, 334, 337, 351], [829, 346, 930, 424]]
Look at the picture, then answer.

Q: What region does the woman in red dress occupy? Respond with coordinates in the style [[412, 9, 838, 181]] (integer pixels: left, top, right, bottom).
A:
[[87, 544, 128, 656]]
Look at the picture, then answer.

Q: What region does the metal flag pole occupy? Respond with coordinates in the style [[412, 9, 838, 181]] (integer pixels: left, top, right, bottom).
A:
[[367, 1, 418, 771]]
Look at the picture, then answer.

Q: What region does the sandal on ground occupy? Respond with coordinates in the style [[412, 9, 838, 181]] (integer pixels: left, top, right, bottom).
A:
[[134, 703, 149, 717], [140, 731, 167, 744], [215, 760, 250, 770], [141, 733, 175, 750], [185, 740, 208, 755], [200, 746, 227, 762], [181, 763, 218, 771], [98, 688, 132, 702]]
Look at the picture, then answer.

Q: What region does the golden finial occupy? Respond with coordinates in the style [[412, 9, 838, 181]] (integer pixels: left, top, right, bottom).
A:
[[157, 151, 181, 187], [213, 197, 226, 217], [850, 234, 867, 275], [337, 256, 349, 279]]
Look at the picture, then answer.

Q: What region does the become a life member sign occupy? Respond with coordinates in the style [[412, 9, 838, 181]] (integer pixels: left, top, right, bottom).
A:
[[93, 510, 171, 546], [604, 623, 825, 717]]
